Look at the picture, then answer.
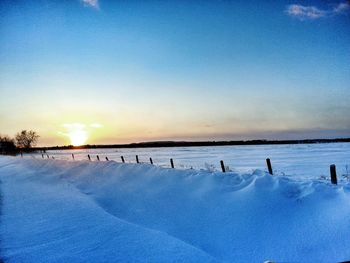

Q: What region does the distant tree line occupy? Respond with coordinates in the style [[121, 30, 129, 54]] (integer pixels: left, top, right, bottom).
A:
[[41, 137, 350, 151], [0, 130, 39, 155]]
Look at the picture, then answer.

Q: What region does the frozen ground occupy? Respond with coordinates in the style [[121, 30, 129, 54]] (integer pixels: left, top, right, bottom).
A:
[[28, 142, 350, 179], [1, 156, 350, 262]]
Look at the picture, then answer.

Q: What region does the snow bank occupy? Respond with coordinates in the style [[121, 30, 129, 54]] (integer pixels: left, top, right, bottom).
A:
[[1, 156, 350, 262], [33, 142, 350, 179]]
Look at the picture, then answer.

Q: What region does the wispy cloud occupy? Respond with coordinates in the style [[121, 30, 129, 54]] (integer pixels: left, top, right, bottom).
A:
[[286, 5, 326, 20], [58, 123, 102, 136], [81, 0, 99, 9], [286, 2, 350, 20], [90, 123, 103, 128], [333, 2, 350, 13]]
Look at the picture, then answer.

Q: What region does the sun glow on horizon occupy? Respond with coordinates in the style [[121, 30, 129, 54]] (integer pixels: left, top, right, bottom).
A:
[[61, 123, 88, 146], [68, 129, 88, 146], [60, 123, 99, 146]]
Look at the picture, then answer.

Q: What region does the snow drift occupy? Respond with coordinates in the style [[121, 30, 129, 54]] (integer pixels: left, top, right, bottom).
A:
[[1, 156, 350, 262]]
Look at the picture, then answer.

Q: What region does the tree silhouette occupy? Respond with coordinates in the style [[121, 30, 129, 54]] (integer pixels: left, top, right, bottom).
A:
[[0, 135, 16, 154], [15, 130, 39, 149]]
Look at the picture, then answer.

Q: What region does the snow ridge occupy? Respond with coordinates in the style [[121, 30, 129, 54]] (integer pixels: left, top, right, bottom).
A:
[[1, 157, 350, 262]]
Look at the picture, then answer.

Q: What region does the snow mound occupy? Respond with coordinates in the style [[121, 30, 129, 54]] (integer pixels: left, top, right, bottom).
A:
[[1, 157, 350, 262]]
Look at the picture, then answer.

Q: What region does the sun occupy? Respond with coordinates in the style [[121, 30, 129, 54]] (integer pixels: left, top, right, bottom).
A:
[[62, 122, 101, 146], [68, 129, 88, 146]]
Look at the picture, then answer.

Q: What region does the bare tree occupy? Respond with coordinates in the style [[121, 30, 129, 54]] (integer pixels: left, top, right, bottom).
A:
[[15, 130, 39, 149]]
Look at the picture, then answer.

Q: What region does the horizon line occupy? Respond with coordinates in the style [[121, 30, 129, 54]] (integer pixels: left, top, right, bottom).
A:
[[36, 137, 350, 149]]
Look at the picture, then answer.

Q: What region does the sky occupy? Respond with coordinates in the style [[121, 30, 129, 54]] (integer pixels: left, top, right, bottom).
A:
[[0, 0, 349, 146]]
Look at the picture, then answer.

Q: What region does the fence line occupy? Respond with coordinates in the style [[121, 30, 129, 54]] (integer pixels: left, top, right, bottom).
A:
[[16, 153, 340, 184]]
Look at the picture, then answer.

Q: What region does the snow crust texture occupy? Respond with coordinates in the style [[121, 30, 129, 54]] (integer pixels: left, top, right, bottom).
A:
[[32, 142, 350, 179], [1, 157, 350, 262]]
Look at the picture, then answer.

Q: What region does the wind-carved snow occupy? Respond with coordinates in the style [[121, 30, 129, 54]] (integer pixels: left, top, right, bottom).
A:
[[1, 157, 350, 262], [31, 142, 350, 179]]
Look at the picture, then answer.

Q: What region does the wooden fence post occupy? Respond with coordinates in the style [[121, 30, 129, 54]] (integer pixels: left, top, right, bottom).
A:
[[105, 157, 109, 161], [220, 160, 226, 173], [150, 157, 153, 165], [42, 154, 44, 159], [88, 154, 91, 161], [47, 154, 49, 159], [97, 155, 100, 161], [121, 156, 125, 163], [136, 155, 139, 163], [266, 158, 273, 175], [170, 158, 174, 168], [330, 164, 337, 185], [72, 153, 75, 160]]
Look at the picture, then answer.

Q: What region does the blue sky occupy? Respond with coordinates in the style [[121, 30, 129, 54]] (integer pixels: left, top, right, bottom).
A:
[[0, 0, 349, 145]]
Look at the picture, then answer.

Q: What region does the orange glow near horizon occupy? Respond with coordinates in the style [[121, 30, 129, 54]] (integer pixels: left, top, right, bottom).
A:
[[68, 129, 88, 146], [60, 123, 104, 146]]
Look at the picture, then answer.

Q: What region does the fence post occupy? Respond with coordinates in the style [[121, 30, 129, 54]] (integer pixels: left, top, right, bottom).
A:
[[97, 155, 100, 161], [220, 160, 226, 173], [42, 154, 44, 159], [150, 157, 153, 165], [105, 157, 109, 161], [170, 158, 174, 168], [330, 164, 337, 185], [121, 156, 125, 163], [266, 158, 273, 175], [47, 154, 49, 159], [136, 155, 139, 163], [88, 154, 91, 161], [72, 153, 75, 160]]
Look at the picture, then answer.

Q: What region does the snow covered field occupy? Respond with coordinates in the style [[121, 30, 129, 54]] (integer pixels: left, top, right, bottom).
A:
[[1, 152, 350, 262], [30, 142, 350, 179]]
